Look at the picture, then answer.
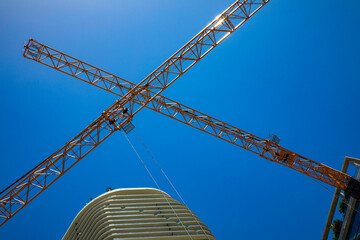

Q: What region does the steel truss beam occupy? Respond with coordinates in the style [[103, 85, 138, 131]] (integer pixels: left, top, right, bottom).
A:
[[0, 0, 270, 227], [23, 40, 352, 191]]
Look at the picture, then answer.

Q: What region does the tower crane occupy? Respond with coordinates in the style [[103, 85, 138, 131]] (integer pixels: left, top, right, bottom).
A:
[[0, 0, 359, 228]]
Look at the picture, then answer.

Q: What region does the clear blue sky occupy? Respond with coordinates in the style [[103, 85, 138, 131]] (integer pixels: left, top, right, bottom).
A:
[[1, 0, 360, 239]]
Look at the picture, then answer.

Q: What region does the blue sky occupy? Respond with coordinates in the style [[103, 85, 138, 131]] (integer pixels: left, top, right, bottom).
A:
[[1, 0, 360, 239]]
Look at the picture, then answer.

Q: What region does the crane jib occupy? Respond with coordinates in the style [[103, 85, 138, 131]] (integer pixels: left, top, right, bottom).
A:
[[2, 0, 359, 231], [0, 0, 271, 227]]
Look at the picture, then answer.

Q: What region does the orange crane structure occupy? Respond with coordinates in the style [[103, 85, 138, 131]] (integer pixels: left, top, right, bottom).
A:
[[0, 0, 359, 228]]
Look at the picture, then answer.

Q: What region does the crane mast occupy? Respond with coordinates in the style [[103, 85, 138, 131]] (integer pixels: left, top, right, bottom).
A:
[[0, 0, 271, 227]]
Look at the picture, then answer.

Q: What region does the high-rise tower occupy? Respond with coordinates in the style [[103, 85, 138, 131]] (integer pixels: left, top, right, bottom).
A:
[[62, 188, 215, 240]]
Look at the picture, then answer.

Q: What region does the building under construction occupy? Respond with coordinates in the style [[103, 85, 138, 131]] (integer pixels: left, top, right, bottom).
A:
[[322, 157, 360, 240]]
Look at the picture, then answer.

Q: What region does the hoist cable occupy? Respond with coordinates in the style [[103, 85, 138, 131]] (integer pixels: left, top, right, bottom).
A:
[[133, 130, 211, 239], [121, 131, 195, 239], [306, 175, 360, 221]]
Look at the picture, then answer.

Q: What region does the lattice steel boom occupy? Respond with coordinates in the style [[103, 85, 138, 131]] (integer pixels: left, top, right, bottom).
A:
[[0, 0, 271, 227], [22, 40, 360, 194]]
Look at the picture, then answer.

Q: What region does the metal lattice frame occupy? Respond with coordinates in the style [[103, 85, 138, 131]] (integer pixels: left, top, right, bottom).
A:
[[0, 0, 270, 227], [23, 40, 352, 190]]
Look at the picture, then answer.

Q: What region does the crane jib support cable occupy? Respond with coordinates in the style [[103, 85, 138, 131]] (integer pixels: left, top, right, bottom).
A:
[[0, 0, 271, 227]]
